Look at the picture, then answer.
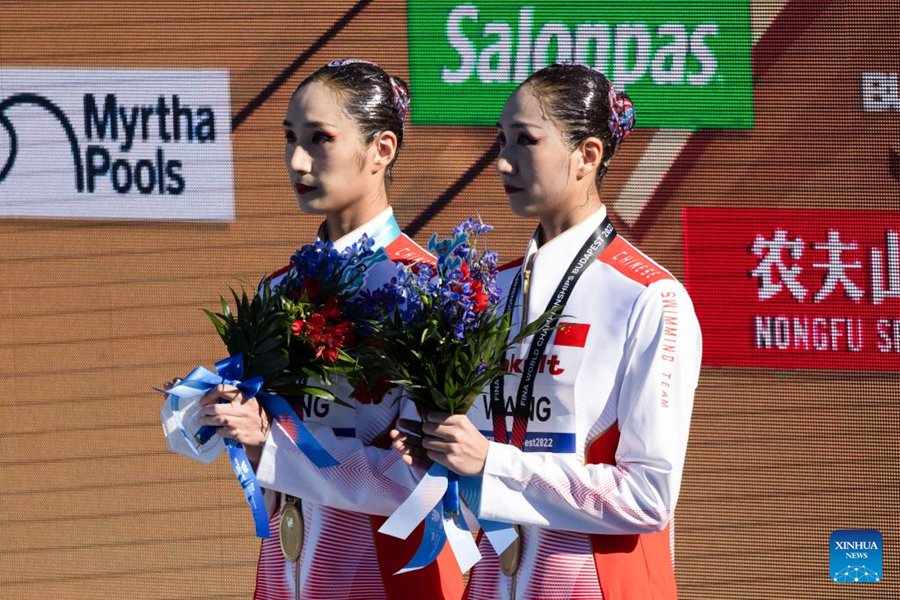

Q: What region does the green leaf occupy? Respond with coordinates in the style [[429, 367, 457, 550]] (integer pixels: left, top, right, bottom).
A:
[[254, 335, 283, 355], [203, 309, 227, 338]]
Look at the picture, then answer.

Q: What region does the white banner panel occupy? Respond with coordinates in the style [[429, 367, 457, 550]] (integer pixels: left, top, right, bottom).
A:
[[0, 68, 234, 221]]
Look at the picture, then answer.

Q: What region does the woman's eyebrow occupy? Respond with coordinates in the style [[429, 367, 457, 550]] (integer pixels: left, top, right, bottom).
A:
[[496, 121, 540, 130], [283, 120, 337, 129]]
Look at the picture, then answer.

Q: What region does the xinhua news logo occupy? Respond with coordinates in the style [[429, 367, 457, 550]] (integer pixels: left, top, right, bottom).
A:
[[830, 530, 882, 583]]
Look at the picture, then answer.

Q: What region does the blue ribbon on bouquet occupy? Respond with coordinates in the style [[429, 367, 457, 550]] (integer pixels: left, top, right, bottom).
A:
[[443, 470, 461, 514], [172, 356, 259, 446], [256, 390, 340, 468], [165, 355, 270, 537], [378, 463, 517, 574], [165, 354, 339, 538]]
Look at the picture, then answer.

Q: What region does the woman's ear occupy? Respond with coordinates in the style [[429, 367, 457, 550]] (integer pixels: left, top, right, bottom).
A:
[[370, 130, 398, 173], [576, 136, 604, 180]]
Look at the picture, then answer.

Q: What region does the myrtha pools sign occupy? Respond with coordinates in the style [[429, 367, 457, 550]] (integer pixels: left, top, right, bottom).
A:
[[0, 68, 234, 221], [406, 0, 753, 128]]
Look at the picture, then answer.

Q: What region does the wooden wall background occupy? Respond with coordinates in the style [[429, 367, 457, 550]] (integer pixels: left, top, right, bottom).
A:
[[1, 1, 896, 598]]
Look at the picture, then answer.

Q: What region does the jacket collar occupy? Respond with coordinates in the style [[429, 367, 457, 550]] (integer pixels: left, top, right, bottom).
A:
[[315, 206, 398, 251]]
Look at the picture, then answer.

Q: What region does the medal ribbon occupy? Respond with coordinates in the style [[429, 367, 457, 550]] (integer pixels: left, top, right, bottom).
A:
[[490, 271, 522, 445], [256, 389, 340, 468], [491, 218, 617, 450]]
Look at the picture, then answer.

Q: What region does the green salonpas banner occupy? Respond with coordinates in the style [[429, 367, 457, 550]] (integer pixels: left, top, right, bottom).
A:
[[406, 0, 753, 128]]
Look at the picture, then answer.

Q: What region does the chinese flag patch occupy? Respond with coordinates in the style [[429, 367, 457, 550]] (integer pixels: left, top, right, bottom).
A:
[[554, 322, 590, 348]]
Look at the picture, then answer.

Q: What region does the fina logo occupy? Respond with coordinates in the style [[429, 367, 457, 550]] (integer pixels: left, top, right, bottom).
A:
[[0, 68, 234, 221]]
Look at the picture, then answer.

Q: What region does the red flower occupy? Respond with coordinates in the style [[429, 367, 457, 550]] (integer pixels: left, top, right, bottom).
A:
[[351, 377, 394, 404], [470, 280, 488, 313], [290, 319, 304, 335], [329, 320, 355, 347], [306, 313, 326, 334], [320, 296, 342, 321], [321, 347, 339, 364], [301, 278, 322, 302], [473, 292, 489, 313]]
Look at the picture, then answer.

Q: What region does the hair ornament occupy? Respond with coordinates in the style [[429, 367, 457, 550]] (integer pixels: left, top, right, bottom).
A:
[[388, 77, 410, 123], [606, 81, 635, 146]]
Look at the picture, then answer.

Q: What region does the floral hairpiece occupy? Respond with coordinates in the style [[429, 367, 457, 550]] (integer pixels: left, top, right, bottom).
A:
[[606, 82, 635, 146], [388, 77, 410, 123]]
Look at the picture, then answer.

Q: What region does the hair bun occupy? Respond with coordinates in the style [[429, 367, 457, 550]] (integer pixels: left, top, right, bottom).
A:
[[325, 59, 410, 124], [606, 82, 635, 146]]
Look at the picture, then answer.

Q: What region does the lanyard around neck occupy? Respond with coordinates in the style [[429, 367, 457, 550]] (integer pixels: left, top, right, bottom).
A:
[[490, 217, 616, 450]]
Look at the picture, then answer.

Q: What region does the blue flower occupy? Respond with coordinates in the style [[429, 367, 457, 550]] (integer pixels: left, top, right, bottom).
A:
[[285, 234, 386, 299], [368, 217, 503, 341], [453, 217, 493, 238]]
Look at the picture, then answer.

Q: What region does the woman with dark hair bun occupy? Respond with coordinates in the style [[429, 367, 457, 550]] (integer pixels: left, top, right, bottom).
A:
[[196, 59, 463, 600], [394, 63, 702, 599]]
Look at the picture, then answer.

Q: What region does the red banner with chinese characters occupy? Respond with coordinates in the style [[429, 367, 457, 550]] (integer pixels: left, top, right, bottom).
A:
[[682, 208, 900, 371]]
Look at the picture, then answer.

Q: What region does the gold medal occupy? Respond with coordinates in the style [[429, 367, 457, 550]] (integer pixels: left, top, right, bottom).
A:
[[499, 525, 521, 577], [279, 495, 304, 562]]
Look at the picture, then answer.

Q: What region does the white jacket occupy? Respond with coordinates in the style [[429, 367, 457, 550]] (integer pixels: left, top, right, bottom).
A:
[[464, 207, 702, 599]]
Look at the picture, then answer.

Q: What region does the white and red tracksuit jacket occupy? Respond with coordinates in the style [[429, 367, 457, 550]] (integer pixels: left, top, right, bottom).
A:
[[253, 207, 463, 600], [462, 206, 702, 600]]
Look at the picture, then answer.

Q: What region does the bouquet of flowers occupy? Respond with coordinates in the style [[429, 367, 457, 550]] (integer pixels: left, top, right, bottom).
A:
[[368, 218, 559, 573], [204, 235, 386, 404], [160, 235, 387, 538], [358, 218, 557, 416]]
